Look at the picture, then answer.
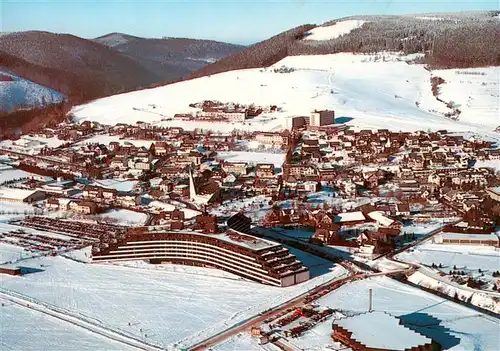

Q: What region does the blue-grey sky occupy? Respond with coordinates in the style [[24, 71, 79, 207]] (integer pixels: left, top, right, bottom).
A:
[[2, 0, 498, 44]]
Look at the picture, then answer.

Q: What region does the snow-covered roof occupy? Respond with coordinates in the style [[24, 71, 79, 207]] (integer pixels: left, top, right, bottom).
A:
[[148, 200, 201, 219], [367, 211, 394, 227], [0, 187, 40, 201], [335, 211, 366, 223], [212, 231, 280, 251], [92, 179, 138, 192], [441, 232, 499, 242], [334, 311, 432, 350]]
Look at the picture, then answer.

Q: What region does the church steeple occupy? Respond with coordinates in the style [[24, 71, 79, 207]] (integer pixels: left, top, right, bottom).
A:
[[189, 169, 197, 199]]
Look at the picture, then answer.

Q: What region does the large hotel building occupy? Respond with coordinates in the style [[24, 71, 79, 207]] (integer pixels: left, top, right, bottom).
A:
[[93, 229, 310, 287], [19, 216, 310, 287]]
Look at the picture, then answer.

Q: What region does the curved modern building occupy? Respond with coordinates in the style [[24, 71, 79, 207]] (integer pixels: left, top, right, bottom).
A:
[[18, 216, 310, 287], [93, 229, 310, 287]]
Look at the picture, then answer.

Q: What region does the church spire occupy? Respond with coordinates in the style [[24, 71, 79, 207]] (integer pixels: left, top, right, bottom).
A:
[[189, 169, 197, 199]]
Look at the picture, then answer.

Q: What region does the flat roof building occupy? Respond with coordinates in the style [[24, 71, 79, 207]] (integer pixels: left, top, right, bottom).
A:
[[0, 188, 46, 203], [332, 311, 439, 351]]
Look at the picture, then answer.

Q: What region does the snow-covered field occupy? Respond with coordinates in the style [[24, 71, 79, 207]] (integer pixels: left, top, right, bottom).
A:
[[0, 298, 136, 351], [0, 243, 28, 264], [0, 255, 348, 349], [71, 53, 499, 135], [432, 68, 500, 129], [97, 209, 148, 226], [474, 159, 500, 173], [299, 276, 500, 351], [216, 151, 285, 167], [396, 243, 500, 273], [0, 168, 37, 184], [212, 332, 276, 351], [304, 20, 366, 41], [0, 69, 64, 112]]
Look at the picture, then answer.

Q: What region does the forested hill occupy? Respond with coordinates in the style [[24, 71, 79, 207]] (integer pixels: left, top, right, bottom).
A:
[[188, 11, 500, 79]]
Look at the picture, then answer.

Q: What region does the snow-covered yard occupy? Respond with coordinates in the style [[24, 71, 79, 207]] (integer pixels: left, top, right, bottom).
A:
[[0, 200, 40, 215], [473, 159, 500, 173], [74, 135, 156, 149], [0, 136, 67, 154], [402, 221, 448, 236], [97, 209, 148, 226], [0, 255, 348, 349]]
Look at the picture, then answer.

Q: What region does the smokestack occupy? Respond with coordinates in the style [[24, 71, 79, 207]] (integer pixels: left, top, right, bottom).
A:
[[369, 288, 373, 312]]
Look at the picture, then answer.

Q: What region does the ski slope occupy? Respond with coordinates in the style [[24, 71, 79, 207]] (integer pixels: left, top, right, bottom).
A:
[[0, 69, 64, 112], [304, 20, 367, 40], [71, 53, 499, 135]]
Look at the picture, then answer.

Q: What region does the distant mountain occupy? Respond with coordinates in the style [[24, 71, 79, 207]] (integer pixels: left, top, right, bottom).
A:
[[188, 11, 500, 80], [0, 31, 243, 106], [0, 30, 243, 135], [0, 31, 159, 104], [70, 11, 500, 135], [92, 33, 141, 47], [94, 33, 244, 81]]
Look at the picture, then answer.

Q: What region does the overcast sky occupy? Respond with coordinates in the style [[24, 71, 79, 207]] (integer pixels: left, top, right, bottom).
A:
[[2, 0, 498, 44]]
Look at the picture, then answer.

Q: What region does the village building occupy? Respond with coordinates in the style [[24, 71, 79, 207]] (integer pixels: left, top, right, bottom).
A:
[[254, 132, 289, 148], [46, 198, 73, 211], [222, 162, 247, 176], [433, 232, 499, 247], [310, 110, 335, 127], [255, 163, 275, 178], [92, 225, 310, 287], [69, 201, 98, 214], [0, 188, 46, 203]]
